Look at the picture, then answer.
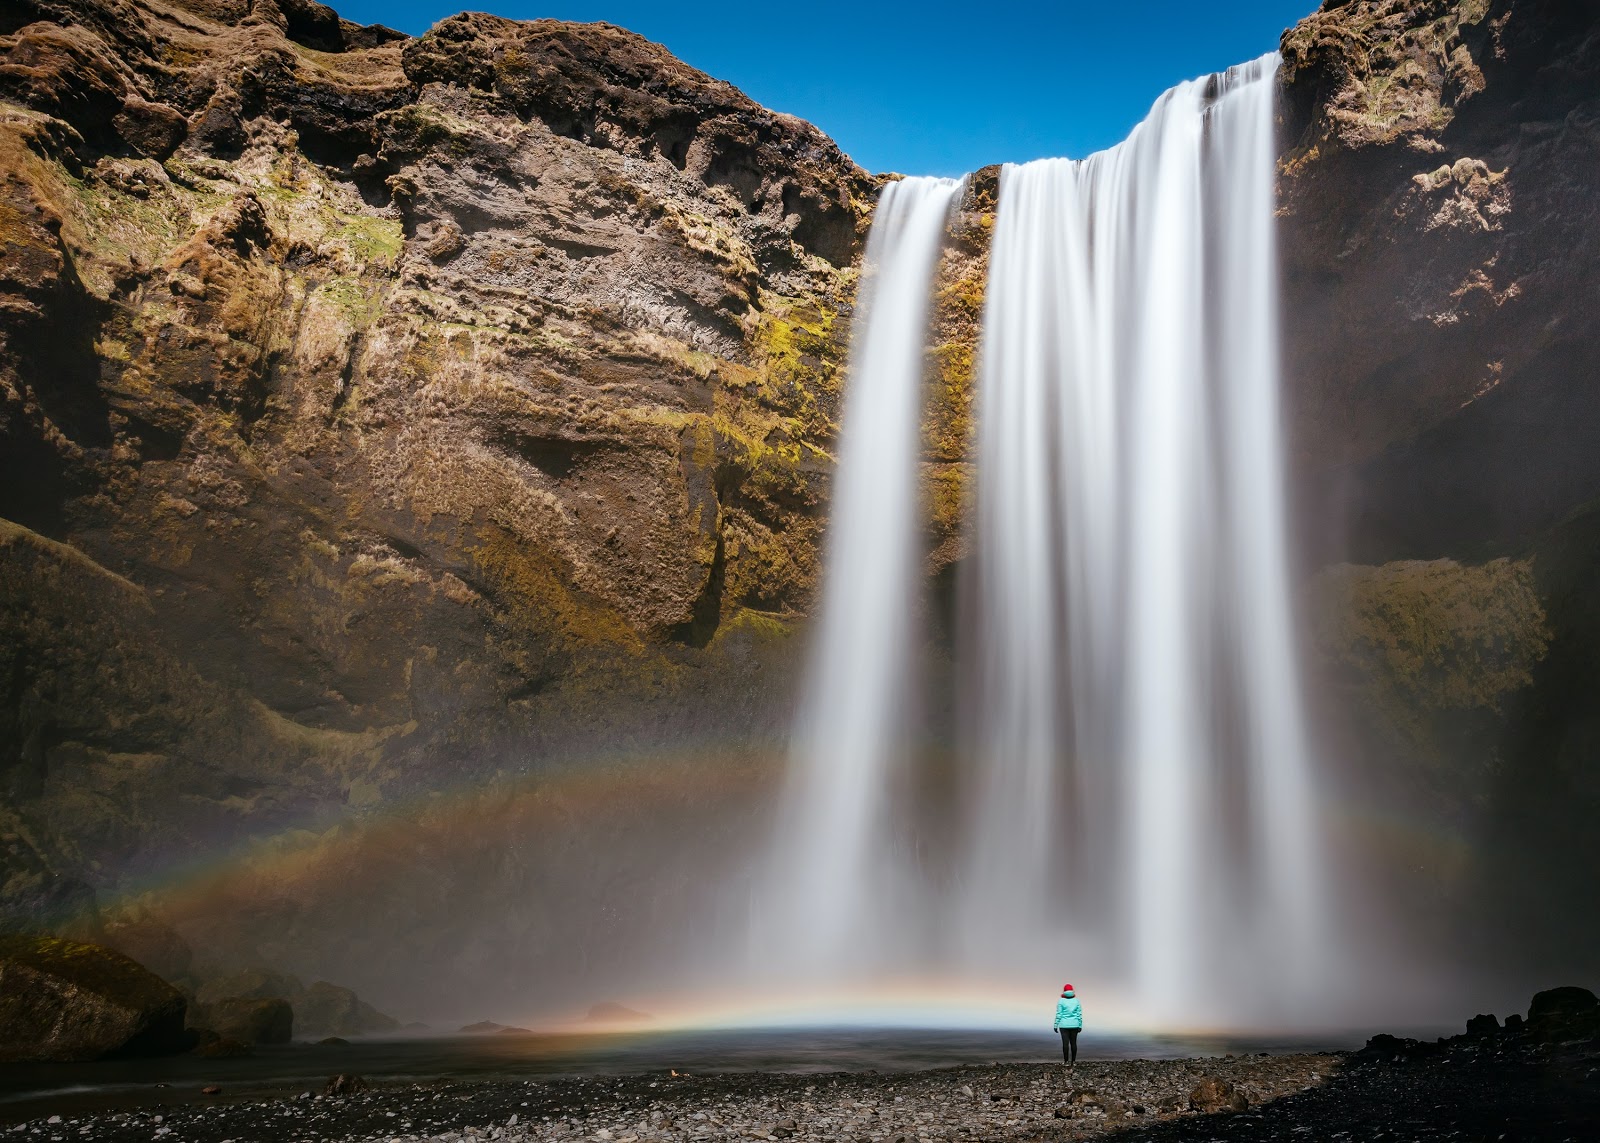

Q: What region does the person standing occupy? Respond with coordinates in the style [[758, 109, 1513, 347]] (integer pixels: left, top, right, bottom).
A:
[[1053, 983, 1082, 1066]]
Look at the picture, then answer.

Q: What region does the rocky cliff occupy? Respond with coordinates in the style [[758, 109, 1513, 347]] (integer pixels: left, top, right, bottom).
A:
[[1279, 0, 1600, 559], [1, 0, 1597, 1006], [1277, 0, 1600, 975], [0, 0, 876, 951]]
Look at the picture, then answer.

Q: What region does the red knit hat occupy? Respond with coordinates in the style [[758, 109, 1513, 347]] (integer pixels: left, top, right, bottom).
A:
[[1062, 984, 1074, 992]]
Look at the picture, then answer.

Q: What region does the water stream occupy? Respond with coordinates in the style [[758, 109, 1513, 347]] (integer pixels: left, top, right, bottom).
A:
[[964, 53, 1325, 1026], [757, 175, 967, 980], [758, 54, 1328, 1030]]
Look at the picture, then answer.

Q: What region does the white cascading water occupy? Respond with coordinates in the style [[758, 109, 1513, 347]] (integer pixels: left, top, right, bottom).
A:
[[964, 52, 1324, 1026], [754, 55, 1326, 1028], [756, 175, 966, 982]]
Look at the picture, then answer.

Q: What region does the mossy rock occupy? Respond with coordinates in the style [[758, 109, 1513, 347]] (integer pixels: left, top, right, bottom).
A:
[[0, 934, 190, 1061]]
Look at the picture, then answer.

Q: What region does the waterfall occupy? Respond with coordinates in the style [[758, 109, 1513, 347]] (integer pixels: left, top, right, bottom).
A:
[[754, 54, 1326, 1028], [757, 175, 966, 981], [964, 53, 1324, 1025]]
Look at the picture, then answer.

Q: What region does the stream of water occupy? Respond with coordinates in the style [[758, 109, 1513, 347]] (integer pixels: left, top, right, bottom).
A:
[[757, 54, 1330, 1030]]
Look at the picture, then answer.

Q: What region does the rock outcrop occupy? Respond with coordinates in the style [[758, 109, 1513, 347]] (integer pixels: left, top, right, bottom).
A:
[[1279, 0, 1600, 558], [1278, 0, 1600, 978], [0, 934, 189, 1060], [0, 0, 868, 975], [188, 966, 396, 1038], [200, 994, 294, 1043]]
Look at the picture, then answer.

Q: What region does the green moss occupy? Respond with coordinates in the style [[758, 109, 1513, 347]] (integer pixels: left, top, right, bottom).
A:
[[658, 203, 759, 280], [331, 217, 404, 268], [0, 934, 178, 1006], [714, 606, 796, 644], [381, 103, 485, 157], [926, 463, 973, 537], [470, 527, 640, 653], [311, 277, 381, 324], [1311, 557, 1551, 736]]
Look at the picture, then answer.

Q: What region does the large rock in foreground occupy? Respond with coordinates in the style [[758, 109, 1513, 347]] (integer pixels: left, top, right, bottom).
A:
[[0, 935, 189, 1061]]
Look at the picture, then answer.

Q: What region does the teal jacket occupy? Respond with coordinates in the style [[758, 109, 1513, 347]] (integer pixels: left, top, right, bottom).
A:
[[1053, 993, 1083, 1030]]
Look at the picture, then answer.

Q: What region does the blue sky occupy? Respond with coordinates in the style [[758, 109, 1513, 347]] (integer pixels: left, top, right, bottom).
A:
[[334, 1, 1319, 176]]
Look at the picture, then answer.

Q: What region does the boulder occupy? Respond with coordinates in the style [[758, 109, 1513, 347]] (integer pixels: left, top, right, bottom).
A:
[[0, 934, 190, 1061], [1465, 1012, 1501, 1037], [1187, 1076, 1249, 1114], [1527, 986, 1600, 1040], [325, 1073, 366, 1095], [206, 996, 293, 1044]]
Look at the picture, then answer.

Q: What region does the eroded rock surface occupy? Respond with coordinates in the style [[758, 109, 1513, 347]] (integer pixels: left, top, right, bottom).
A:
[[0, 0, 870, 972], [1279, 0, 1600, 557]]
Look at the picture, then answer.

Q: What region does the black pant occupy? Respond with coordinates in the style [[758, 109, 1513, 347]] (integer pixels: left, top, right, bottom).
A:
[[1059, 1027, 1079, 1063]]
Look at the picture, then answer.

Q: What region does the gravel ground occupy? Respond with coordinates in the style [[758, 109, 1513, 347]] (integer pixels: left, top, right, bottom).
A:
[[7, 1033, 1596, 1143]]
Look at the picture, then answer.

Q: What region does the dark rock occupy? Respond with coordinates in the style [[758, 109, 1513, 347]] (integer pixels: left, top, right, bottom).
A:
[[318, 1035, 349, 1045], [1528, 986, 1600, 1039], [397, 12, 871, 266], [112, 97, 187, 158], [0, 935, 190, 1061], [325, 1073, 366, 1095], [1282, 0, 1600, 555], [193, 1035, 251, 1058], [207, 996, 293, 1044], [1188, 1076, 1249, 1114], [201, 1085, 221, 1094], [1466, 1012, 1501, 1036], [187, 91, 247, 157], [296, 980, 400, 1038], [0, 0, 842, 1003]]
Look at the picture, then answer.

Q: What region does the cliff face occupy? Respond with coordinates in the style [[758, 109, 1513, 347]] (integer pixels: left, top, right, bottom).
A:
[[1278, 0, 1600, 972], [0, 0, 871, 937], [1, 0, 1597, 995], [1279, 0, 1600, 558]]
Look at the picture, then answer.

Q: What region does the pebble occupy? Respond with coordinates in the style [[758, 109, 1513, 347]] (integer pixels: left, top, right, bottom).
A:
[[0, 1056, 1337, 1143], [7, 1033, 1597, 1143]]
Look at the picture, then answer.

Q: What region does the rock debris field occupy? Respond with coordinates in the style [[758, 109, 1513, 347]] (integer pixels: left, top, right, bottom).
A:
[[7, 1033, 1599, 1143]]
